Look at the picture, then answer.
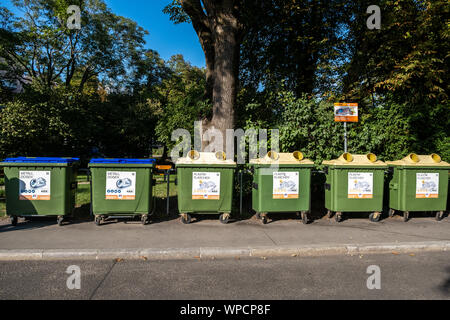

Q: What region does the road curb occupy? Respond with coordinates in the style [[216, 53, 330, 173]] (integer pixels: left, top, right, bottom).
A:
[[0, 241, 448, 261]]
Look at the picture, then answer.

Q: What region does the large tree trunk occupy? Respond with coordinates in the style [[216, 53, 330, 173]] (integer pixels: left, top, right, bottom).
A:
[[210, 2, 239, 139], [181, 0, 242, 152]]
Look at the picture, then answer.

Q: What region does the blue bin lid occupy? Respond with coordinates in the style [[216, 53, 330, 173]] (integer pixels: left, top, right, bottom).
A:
[[89, 158, 156, 164], [3, 157, 80, 164]]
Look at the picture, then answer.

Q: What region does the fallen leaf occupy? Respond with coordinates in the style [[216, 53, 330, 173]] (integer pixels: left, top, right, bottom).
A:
[[115, 258, 124, 263], [291, 254, 298, 257], [141, 256, 148, 261], [409, 253, 416, 257], [392, 252, 400, 255], [194, 256, 201, 260]]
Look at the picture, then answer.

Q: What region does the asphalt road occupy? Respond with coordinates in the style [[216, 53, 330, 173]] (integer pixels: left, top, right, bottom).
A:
[[0, 252, 449, 300]]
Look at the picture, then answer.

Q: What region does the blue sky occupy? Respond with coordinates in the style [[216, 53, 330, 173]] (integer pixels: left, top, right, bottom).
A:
[[2, 0, 206, 67]]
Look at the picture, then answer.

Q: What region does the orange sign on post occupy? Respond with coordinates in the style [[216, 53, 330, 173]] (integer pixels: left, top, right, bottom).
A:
[[334, 103, 359, 122], [156, 165, 173, 171]]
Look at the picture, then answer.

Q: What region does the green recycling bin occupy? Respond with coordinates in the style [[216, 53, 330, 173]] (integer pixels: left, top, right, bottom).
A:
[[387, 154, 449, 222], [322, 153, 387, 223], [88, 158, 156, 226], [176, 151, 236, 224], [250, 151, 314, 224], [0, 157, 79, 226]]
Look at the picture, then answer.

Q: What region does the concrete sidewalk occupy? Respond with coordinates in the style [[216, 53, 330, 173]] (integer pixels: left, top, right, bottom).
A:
[[0, 214, 449, 260]]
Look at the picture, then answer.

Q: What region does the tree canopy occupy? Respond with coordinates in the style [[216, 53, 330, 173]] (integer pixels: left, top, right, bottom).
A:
[[0, 0, 448, 163]]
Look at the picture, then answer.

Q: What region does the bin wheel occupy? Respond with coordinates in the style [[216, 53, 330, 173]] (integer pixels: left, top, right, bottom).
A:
[[327, 210, 333, 219], [435, 211, 445, 222], [389, 209, 395, 218], [141, 215, 150, 225], [219, 214, 230, 225], [369, 212, 381, 223], [301, 211, 309, 225], [261, 214, 268, 225], [403, 211, 410, 222], [95, 216, 102, 226], [181, 214, 192, 225], [255, 212, 261, 220], [335, 212, 343, 223], [10, 216, 18, 227], [57, 216, 64, 226]]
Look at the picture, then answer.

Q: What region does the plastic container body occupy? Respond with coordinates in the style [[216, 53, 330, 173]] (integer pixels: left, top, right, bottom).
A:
[[389, 166, 449, 212], [251, 164, 313, 214], [176, 165, 235, 214], [1, 158, 79, 217], [88, 159, 155, 216], [324, 166, 386, 212]]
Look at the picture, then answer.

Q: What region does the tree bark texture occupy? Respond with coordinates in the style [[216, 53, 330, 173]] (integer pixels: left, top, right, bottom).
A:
[[181, 0, 241, 151]]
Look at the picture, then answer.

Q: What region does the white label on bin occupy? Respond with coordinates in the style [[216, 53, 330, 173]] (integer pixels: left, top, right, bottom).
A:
[[19, 171, 51, 200], [273, 172, 299, 199], [192, 172, 220, 200], [416, 173, 439, 199], [348, 172, 373, 199], [106, 171, 136, 200]]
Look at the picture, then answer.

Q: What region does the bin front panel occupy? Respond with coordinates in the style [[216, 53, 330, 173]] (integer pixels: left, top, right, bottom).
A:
[[389, 167, 449, 212], [252, 167, 311, 213], [325, 167, 385, 212], [90, 167, 153, 215], [177, 166, 234, 214], [3, 166, 76, 216]]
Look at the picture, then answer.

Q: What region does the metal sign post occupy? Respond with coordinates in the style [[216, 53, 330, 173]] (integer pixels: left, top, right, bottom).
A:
[[344, 122, 348, 153], [334, 103, 358, 153]]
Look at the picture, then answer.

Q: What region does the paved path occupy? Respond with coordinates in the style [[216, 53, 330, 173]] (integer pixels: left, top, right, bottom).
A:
[[1, 214, 449, 250], [0, 214, 448, 260]]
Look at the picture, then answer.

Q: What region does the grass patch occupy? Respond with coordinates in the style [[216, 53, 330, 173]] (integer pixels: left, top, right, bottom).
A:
[[0, 201, 5, 217], [76, 183, 91, 207], [154, 175, 177, 198], [76, 174, 89, 182]]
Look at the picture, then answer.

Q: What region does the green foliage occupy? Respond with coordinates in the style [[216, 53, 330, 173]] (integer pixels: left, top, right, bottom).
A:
[[242, 86, 443, 166], [277, 92, 344, 166], [238, 0, 448, 165], [1, 0, 148, 93], [155, 55, 210, 152], [0, 0, 447, 167], [240, 0, 347, 96], [0, 85, 96, 159], [0, 100, 51, 158], [342, 0, 449, 105], [163, 0, 190, 24]]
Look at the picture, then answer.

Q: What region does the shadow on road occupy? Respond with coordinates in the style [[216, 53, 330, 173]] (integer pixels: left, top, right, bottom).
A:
[[438, 266, 450, 296], [0, 204, 93, 233]]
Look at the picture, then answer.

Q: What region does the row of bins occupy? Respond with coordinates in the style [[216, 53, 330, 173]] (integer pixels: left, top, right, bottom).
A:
[[0, 152, 448, 226], [178, 151, 449, 224]]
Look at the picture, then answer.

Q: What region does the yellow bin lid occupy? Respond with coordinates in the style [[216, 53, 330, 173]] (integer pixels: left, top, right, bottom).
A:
[[322, 153, 387, 167], [250, 151, 314, 165], [176, 151, 236, 166], [386, 154, 450, 167]]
